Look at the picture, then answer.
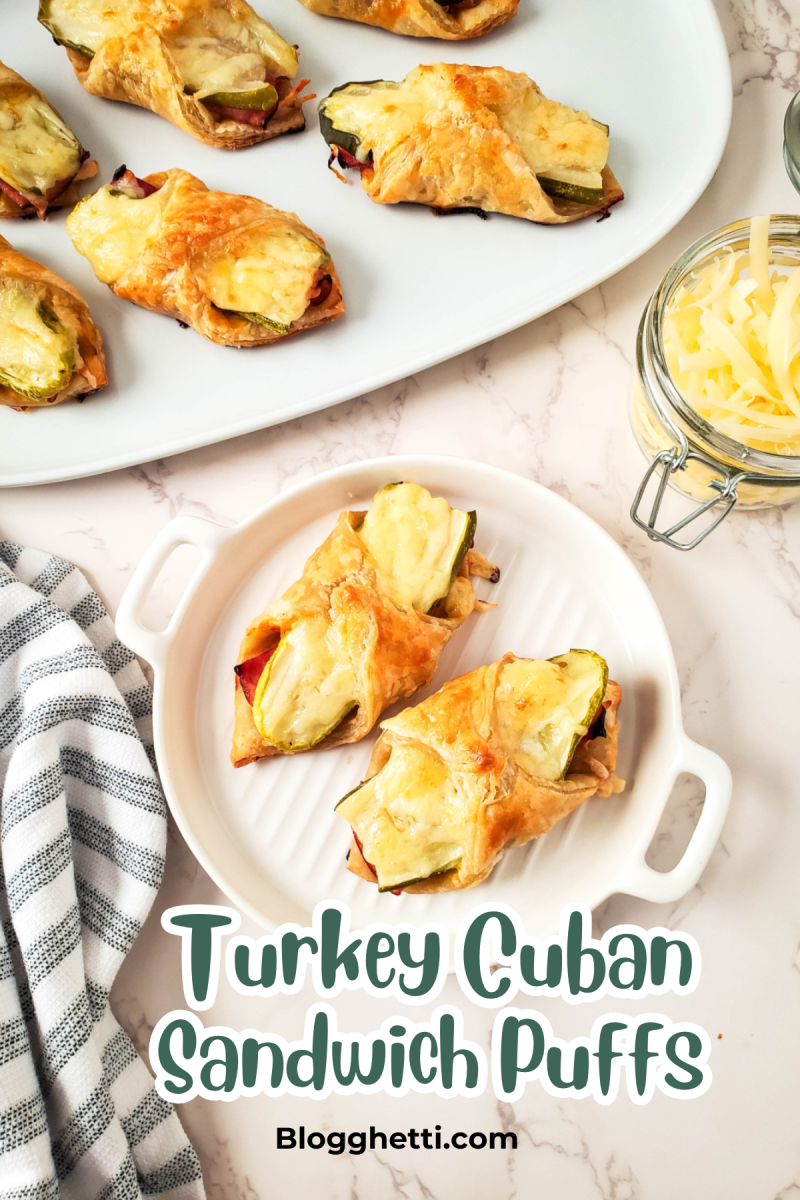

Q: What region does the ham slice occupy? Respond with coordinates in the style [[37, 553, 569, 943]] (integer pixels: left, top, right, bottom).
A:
[[234, 647, 276, 706], [353, 832, 402, 895], [203, 102, 276, 127], [111, 167, 159, 198], [308, 274, 333, 307], [353, 833, 377, 877], [0, 175, 37, 213], [333, 145, 371, 174]]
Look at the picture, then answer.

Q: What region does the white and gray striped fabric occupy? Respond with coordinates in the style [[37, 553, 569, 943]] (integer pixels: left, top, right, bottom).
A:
[[0, 543, 205, 1200]]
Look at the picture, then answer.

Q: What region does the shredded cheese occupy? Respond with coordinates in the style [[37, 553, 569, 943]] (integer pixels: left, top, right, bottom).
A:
[[664, 216, 800, 454]]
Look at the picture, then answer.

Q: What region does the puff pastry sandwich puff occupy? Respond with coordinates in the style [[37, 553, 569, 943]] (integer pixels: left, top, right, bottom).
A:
[[0, 59, 97, 219], [67, 169, 344, 345], [232, 483, 499, 766], [339, 651, 624, 894], [320, 64, 623, 222], [39, 0, 310, 146], [0, 234, 106, 409], [296, 0, 519, 39]]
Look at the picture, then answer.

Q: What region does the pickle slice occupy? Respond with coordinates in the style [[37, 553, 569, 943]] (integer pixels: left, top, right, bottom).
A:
[[496, 649, 609, 781], [376, 859, 461, 894], [252, 617, 357, 752], [0, 283, 75, 401], [318, 80, 390, 160], [356, 482, 476, 614], [201, 84, 278, 112], [536, 175, 606, 206], [337, 743, 464, 892], [0, 86, 82, 200], [230, 311, 290, 336]]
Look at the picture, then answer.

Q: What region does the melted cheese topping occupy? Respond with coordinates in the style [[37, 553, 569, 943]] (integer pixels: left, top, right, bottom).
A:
[[356, 482, 472, 613], [338, 649, 608, 890], [495, 89, 607, 188], [495, 652, 607, 780], [322, 79, 434, 163], [169, 6, 297, 78], [663, 215, 800, 455], [0, 87, 81, 196], [253, 616, 357, 751], [0, 282, 76, 400], [40, 0, 130, 54], [322, 69, 608, 185], [167, 9, 297, 87], [168, 38, 266, 98], [337, 743, 464, 891], [195, 228, 327, 330], [66, 184, 165, 284], [42, 0, 298, 79]]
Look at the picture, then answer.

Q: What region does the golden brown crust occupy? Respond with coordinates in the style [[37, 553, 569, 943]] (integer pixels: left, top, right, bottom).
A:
[[346, 656, 623, 893], [77, 168, 345, 346], [0, 234, 107, 409], [0, 194, 24, 219], [297, 0, 518, 39], [231, 512, 494, 765], [0, 59, 97, 219], [348, 64, 623, 224], [62, 0, 309, 148]]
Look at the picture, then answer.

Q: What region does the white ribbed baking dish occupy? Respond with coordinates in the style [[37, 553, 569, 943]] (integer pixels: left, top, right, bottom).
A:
[[116, 457, 731, 937]]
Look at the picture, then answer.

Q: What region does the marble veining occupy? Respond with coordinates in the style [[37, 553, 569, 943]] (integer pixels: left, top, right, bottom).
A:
[[3, 1, 800, 1196], [726, 0, 800, 92]]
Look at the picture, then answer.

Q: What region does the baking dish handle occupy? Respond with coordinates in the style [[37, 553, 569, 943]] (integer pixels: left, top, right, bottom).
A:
[[115, 515, 229, 671], [616, 736, 731, 904]]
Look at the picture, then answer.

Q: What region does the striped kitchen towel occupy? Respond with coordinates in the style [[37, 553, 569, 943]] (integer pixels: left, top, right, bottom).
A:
[[0, 542, 205, 1200]]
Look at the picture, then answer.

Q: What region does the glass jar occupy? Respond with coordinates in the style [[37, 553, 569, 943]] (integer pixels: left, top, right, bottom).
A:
[[630, 216, 800, 550], [784, 90, 800, 193]]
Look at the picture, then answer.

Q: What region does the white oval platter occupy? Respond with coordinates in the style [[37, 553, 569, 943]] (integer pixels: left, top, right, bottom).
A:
[[1, 0, 730, 485]]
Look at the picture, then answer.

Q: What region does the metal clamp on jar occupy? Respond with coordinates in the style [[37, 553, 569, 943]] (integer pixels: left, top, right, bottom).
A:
[[630, 217, 800, 550]]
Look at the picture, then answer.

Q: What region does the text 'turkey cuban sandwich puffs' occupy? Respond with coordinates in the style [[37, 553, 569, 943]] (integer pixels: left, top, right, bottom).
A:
[[66, 168, 344, 345], [38, 0, 311, 147], [0, 59, 97, 219], [295, 0, 519, 40], [338, 650, 624, 893], [320, 64, 623, 223], [231, 482, 499, 765], [0, 234, 107, 409]]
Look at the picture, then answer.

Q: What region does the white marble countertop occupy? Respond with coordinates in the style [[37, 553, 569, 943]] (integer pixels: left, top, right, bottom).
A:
[[5, 2, 800, 1196]]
